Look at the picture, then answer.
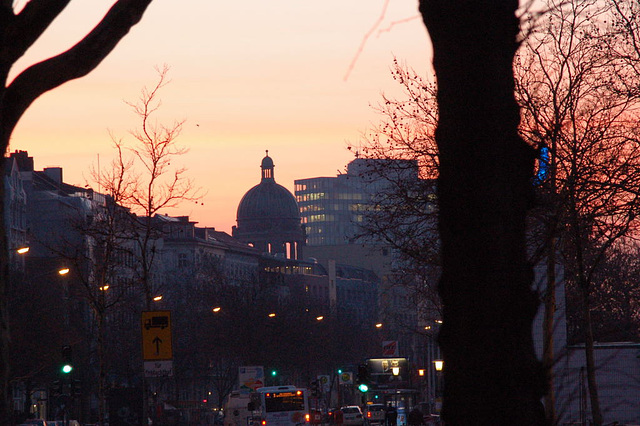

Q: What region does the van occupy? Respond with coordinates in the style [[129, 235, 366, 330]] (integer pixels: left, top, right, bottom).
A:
[[364, 404, 386, 425]]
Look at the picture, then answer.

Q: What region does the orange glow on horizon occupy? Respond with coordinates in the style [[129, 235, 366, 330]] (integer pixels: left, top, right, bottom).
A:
[[10, 0, 432, 233]]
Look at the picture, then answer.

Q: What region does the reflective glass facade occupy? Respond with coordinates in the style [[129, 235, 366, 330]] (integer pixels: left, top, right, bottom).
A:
[[294, 174, 367, 246]]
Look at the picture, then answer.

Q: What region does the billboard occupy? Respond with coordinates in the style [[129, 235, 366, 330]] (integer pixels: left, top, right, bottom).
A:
[[366, 358, 409, 386], [239, 366, 265, 393]]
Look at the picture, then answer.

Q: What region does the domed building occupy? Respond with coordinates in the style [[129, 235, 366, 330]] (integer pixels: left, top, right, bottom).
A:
[[232, 151, 304, 259]]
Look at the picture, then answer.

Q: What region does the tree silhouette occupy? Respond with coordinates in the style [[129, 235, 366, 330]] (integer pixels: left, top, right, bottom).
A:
[[419, 2, 547, 424], [0, 1, 155, 422]]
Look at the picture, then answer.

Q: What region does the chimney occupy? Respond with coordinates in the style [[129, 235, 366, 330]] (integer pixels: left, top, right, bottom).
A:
[[10, 150, 34, 172], [43, 167, 63, 184]]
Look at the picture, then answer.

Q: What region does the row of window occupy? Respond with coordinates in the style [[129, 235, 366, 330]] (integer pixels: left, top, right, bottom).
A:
[[302, 215, 363, 226], [294, 180, 333, 192], [296, 193, 365, 202], [263, 265, 314, 275], [299, 203, 368, 213], [306, 235, 349, 245]]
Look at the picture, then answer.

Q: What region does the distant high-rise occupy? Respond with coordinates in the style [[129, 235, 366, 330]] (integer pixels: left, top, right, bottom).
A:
[[294, 158, 419, 247], [295, 158, 423, 362]]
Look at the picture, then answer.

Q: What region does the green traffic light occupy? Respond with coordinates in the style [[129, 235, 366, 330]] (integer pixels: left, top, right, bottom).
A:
[[271, 370, 277, 376], [62, 364, 73, 374], [358, 384, 369, 393]]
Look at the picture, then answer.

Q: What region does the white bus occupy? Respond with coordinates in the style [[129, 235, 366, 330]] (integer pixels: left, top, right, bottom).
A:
[[255, 386, 310, 426], [224, 391, 257, 426]]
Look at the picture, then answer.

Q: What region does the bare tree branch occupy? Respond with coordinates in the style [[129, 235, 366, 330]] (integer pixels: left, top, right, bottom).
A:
[[0, 0, 153, 143]]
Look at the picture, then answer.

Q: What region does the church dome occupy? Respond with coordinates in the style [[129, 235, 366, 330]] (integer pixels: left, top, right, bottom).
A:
[[237, 182, 300, 221], [236, 151, 300, 221], [234, 151, 304, 259]]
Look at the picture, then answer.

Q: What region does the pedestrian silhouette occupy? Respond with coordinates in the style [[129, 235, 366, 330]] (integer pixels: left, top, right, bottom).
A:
[[408, 407, 424, 426], [385, 404, 397, 426]]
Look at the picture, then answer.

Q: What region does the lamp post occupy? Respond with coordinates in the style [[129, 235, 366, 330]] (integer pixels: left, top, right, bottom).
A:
[[433, 360, 443, 414]]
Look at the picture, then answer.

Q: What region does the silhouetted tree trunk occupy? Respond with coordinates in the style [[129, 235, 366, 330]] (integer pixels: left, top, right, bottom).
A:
[[0, 1, 154, 423], [419, 2, 547, 424]]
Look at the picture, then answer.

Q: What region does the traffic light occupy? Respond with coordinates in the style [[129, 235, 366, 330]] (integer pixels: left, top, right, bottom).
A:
[[61, 345, 73, 374], [310, 380, 320, 397], [356, 364, 370, 393], [72, 379, 82, 396], [271, 370, 277, 377], [52, 380, 62, 396]]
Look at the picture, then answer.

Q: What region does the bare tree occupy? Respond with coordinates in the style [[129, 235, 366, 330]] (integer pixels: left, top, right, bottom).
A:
[[567, 241, 640, 344], [609, 0, 640, 85], [7, 266, 71, 422], [351, 1, 640, 423], [0, 1, 155, 421], [64, 196, 137, 424], [95, 66, 201, 309], [517, 1, 640, 423], [355, 11, 546, 419], [349, 60, 441, 330]]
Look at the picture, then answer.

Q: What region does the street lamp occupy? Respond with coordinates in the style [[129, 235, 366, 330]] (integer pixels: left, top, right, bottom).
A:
[[433, 360, 444, 413]]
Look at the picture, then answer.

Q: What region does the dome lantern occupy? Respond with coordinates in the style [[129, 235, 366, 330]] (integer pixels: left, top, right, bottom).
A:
[[261, 150, 274, 182]]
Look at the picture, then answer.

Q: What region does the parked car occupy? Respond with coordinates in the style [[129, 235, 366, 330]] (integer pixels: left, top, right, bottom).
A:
[[363, 404, 386, 425], [340, 406, 364, 426]]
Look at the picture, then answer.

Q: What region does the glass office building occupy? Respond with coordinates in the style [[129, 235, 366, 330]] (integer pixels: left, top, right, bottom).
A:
[[294, 158, 419, 246]]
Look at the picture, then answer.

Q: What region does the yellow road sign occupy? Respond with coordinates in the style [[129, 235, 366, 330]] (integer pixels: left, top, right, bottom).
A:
[[141, 311, 173, 360]]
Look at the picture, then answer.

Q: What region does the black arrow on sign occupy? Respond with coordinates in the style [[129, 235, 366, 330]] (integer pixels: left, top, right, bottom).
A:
[[153, 336, 163, 355]]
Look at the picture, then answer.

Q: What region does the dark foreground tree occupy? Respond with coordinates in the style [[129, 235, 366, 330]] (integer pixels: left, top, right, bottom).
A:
[[419, 2, 547, 424], [0, 1, 154, 423]]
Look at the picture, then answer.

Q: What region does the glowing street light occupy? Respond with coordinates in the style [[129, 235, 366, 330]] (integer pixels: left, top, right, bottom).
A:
[[152, 295, 163, 302], [268, 312, 276, 318], [212, 307, 221, 313], [99, 285, 110, 291], [16, 247, 29, 254], [433, 360, 444, 372], [375, 323, 383, 328], [58, 268, 70, 275]]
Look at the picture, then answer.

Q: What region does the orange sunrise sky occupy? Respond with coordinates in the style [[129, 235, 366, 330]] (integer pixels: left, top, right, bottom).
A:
[[9, 0, 432, 234]]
